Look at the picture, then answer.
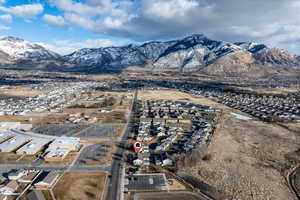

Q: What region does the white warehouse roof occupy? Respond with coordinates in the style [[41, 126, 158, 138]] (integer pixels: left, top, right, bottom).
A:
[[0, 130, 14, 142], [48, 137, 80, 151], [16, 138, 50, 155], [0, 135, 31, 152]]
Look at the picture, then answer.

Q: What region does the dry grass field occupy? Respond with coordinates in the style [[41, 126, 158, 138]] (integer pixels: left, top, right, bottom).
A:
[[53, 172, 107, 200], [0, 153, 22, 163], [188, 113, 298, 200], [139, 89, 232, 111], [1, 86, 44, 97]]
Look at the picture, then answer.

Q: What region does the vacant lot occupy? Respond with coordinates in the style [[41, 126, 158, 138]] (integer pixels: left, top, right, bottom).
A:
[[188, 113, 298, 200], [53, 172, 106, 200], [138, 89, 229, 111], [75, 142, 113, 166]]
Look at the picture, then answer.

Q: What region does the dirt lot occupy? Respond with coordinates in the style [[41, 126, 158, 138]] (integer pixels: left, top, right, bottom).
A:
[[139, 89, 299, 199], [53, 172, 106, 200]]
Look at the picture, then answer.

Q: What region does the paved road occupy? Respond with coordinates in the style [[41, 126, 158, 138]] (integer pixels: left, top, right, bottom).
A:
[[0, 164, 110, 174], [105, 89, 138, 200]]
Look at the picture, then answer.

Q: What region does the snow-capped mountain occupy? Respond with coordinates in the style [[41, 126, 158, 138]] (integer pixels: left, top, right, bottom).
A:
[[63, 34, 300, 76], [0, 36, 60, 60], [1, 34, 299, 77]]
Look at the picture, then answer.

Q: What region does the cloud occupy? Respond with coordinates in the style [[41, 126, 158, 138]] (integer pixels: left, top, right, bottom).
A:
[[0, 3, 43, 18], [44, 0, 300, 53], [0, 25, 10, 30], [144, 0, 199, 19], [0, 0, 5, 4], [38, 38, 129, 55], [43, 14, 65, 26], [0, 14, 12, 23]]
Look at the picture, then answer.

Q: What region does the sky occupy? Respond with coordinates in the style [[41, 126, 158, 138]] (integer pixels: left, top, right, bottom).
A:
[[0, 0, 300, 55]]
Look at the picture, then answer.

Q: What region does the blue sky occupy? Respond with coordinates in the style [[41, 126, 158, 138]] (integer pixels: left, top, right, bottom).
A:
[[0, 0, 300, 55]]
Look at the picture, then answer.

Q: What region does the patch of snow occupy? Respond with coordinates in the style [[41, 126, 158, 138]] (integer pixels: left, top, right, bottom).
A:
[[230, 112, 252, 120]]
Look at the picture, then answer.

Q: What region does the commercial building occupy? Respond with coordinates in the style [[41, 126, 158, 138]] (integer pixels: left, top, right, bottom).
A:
[[44, 148, 70, 161], [47, 137, 80, 151], [0, 130, 14, 143], [16, 138, 50, 155], [0, 135, 31, 152], [34, 171, 59, 190]]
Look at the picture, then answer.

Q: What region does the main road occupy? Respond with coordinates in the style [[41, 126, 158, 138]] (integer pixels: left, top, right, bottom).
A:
[[105, 89, 138, 200]]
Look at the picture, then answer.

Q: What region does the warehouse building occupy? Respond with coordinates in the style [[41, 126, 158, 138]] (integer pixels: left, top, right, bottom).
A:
[[0, 135, 31, 152], [47, 137, 80, 151], [16, 138, 51, 155], [44, 148, 70, 161], [0, 130, 14, 143], [34, 171, 59, 190]]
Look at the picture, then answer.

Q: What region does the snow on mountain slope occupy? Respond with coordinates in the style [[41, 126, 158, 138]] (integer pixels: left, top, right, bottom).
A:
[[0, 36, 60, 60]]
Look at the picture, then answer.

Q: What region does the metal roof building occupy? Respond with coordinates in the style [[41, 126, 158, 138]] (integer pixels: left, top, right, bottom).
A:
[[0, 130, 14, 143], [0, 135, 31, 152], [48, 137, 80, 151], [16, 138, 50, 155]]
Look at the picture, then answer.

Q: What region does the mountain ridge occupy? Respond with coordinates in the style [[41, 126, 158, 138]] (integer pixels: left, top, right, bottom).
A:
[[0, 34, 299, 77]]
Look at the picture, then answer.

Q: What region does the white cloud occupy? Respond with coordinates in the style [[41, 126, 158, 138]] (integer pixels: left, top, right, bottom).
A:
[[144, 0, 199, 19], [0, 14, 12, 23], [43, 0, 300, 53], [0, 3, 43, 18], [43, 14, 65, 26], [48, 0, 110, 16], [0, 25, 10, 30], [0, 0, 5, 4], [38, 38, 128, 55], [64, 13, 95, 30]]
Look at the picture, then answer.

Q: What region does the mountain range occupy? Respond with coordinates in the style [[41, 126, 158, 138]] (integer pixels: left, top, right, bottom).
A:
[[0, 34, 299, 77]]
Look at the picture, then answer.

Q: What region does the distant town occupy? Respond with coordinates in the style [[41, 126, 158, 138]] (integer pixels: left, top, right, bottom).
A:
[[0, 69, 299, 200]]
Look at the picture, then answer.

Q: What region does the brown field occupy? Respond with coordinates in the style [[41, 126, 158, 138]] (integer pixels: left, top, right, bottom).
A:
[[18, 154, 38, 162], [0, 153, 21, 163], [234, 86, 299, 95], [139, 89, 232, 111], [1, 86, 44, 97], [0, 114, 47, 127], [188, 112, 298, 200], [53, 172, 107, 200]]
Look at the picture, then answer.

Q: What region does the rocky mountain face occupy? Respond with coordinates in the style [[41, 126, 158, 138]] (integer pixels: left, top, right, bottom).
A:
[[0, 36, 60, 60], [0, 36, 63, 70], [0, 35, 299, 77], [63, 34, 300, 76]]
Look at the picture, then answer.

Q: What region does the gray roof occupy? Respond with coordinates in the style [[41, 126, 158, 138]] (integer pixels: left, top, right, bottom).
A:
[[27, 190, 46, 200]]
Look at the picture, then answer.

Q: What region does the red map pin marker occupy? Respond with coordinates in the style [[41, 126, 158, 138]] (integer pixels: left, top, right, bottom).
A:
[[133, 141, 143, 153]]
